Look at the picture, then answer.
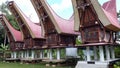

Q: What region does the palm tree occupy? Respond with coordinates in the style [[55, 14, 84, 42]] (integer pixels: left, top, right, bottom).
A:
[[0, 43, 9, 59]]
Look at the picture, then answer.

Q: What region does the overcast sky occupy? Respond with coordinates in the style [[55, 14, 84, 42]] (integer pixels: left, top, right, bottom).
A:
[[0, 0, 120, 23]]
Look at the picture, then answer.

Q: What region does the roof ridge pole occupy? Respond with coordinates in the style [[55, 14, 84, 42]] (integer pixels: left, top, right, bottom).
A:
[[110, 46, 115, 59], [99, 46, 105, 61], [105, 46, 110, 60], [86, 46, 91, 61]]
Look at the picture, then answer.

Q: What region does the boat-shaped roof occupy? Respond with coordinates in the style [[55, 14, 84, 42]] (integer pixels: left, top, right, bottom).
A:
[[0, 14, 23, 42], [72, 0, 120, 31], [91, 0, 120, 31], [8, 1, 44, 39], [31, 0, 79, 35]]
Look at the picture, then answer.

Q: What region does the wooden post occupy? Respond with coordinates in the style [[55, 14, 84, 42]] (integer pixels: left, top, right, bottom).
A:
[[42, 50, 45, 59], [31, 50, 35, 59], [49, 49, 52, 60], [110, 46, 115, 59], [86, 46, 91, 61], [99, 46, 105, 61], [27, 50, 29, 58], [40, 50, 43, 59], [18, 51, 21, 58], [13, 51, 17, 58], [21, 51, 24, 58], [105, 46, 110, 60], [25, 51, 27, 58], [47, 49, 50, 58], [57, 48, 60, 60], [93, 46, 98, 60], [11, 52, 14, 58]]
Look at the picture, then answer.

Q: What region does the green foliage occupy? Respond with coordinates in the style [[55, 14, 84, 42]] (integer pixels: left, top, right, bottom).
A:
[[0, 43, 9, 59], [114, 61, 120, 68], [6, 14, 20, 30], [0, 26, 5, 44], [0, 3, 20, 46], [76, 37, 82, 45], [115, 46, 120, 58], [60, 49, 66, 59], [0, 44, 9, 51], [0, 3, 20, 30], [77, 49, 84, 60]]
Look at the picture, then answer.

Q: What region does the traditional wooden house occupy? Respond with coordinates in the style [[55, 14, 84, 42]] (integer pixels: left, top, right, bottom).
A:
[[72, 0, 120, 68], [0, 14, 23, 59], [7, 1, 45, 60], [31, 0, 79, 61], [31, 0, 79, 48], [72, 0, 119, 43]]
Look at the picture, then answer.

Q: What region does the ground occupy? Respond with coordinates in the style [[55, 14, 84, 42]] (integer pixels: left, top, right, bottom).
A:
[[0, 62, 71, 68]]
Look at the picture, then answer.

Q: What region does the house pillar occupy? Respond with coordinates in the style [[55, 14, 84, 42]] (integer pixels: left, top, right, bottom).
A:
[[49, 49, 52, 60], [13, 51, 17, 58], [57, 48, 60, 60], [105, 46, 110, 60], [93, 46, 98, 60], [21, 51, 24, 58], [31, 50, 35, 59], [40, 50, 43, 59], [86, 46, 91, 61], [99, 46, 105, 61], [110, 46, 115, 59], [11, 52, 14, 58], [27, 50, 29, 58]]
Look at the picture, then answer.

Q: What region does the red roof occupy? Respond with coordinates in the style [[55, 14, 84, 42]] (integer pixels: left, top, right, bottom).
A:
[[40, 0, 79, 35], [9, 1, 44, 39], [0, 15, 23, 42], [102, 0, 120, 31]]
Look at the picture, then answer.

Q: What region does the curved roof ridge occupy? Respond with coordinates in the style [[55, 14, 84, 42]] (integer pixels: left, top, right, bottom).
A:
[[11, 1, 44, 39], [0, 14, 23, 42], [43, 0, 79, 35]]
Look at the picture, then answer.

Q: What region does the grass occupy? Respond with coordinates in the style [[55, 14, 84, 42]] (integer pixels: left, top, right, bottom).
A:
[[0, 62, 71, 68]]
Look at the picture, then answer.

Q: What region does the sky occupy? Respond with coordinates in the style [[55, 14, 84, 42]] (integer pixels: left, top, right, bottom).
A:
[[0, 0, 120, 23]]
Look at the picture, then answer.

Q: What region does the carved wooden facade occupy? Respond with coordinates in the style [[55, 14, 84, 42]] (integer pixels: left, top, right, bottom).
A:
[[7, 1, 45, 49], [72, 0, 118, 44], [0, 15, 23, 51], [31, 0, 78, 48]]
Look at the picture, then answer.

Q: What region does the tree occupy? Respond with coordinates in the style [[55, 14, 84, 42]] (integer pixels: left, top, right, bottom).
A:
[[0, 44, 9, 59], [0, 3, 20, 59], [0, 3, 20, 30]]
